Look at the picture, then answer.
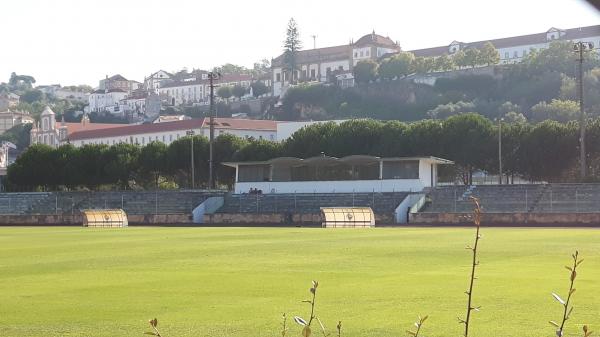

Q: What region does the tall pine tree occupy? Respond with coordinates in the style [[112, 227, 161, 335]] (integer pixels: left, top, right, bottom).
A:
[[283, 18, 302, 85]]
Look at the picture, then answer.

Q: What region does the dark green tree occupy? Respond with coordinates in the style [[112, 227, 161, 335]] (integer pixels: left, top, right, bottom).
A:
[[379, 52, 414, 80], [138, 141, 168, 188], [217, 86, 232, 101], [353, 60, 378, 85], [442, 113, 495, 184], [231, 85, 246, 101], [250, 81, 269, 98]]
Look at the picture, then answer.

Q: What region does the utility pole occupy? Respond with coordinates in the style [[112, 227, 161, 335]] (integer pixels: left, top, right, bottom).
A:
[[186, 130, 195, 189], [574, 41, 593, 180], [207, 71, 221, 189]]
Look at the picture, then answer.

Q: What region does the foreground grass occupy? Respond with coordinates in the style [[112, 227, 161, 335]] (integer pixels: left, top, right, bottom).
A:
[[0, 227, 599, 337]]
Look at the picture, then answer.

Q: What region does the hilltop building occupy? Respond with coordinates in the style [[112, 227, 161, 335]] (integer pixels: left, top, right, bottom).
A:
[[0, 93, 20, 111], [98, 74, 141, 94], [144, 70, 173, 94], [271, 31, 400, 96], [410, 25, 600, 63], [271, 25, 600, 95], [0, 111, 34, 134], [36, 85, 90, 102], [158, 73, 257, 106]]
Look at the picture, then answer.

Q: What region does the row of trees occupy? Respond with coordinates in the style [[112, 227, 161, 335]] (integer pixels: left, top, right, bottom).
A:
[[353, 42, 500, 84], [7, 115, 600, 191], [216, 81, 270, 101]]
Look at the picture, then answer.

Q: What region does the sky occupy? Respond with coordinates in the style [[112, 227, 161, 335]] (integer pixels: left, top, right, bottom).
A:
[[2, 0, 599, 87]]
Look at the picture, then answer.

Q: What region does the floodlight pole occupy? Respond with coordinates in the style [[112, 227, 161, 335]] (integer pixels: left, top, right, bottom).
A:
[[186, 130, 195, 189], [208, 71, 220, 189], [574, 41, 593, 180]]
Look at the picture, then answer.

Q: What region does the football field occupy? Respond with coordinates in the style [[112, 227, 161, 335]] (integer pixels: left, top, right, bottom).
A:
[[0, 226, 599, 337]]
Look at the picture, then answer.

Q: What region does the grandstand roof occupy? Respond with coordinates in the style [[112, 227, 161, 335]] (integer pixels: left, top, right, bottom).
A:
[[222, 156, 453, 167]]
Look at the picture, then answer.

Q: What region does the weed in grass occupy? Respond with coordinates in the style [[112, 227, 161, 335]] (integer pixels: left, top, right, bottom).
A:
[[145, 318, 163, 337], [549, 251, 584, 337], [293, 280, 337, 337], [583, 325, 593, 337], [406, 315, 428, 337], [282, 313, 289, 337]]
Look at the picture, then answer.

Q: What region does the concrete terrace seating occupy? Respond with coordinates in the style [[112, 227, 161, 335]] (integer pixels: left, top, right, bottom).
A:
[[423, 185, 547, 213], [216, 192, 409, 215], [533, 184, 600, 212], [423, 184, 600, 213], [0, 191, 224, 215]]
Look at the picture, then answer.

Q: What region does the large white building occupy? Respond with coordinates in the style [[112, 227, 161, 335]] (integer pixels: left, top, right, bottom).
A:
[[87, 89, 128, 114], [271, 31, 400, 96], [158, 74, 261, 106], [410, 25, 600, 64], [144, 70, 173, 94], [271, 25, 600, 96], [66, 117, 278, 147]]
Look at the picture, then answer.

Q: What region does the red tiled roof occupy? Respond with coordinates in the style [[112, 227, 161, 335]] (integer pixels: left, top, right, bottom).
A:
[[355, 33, 397, 47], [272, 45, 351, 66], [68, 118, 277, 141], [64, 122, 128, 134]]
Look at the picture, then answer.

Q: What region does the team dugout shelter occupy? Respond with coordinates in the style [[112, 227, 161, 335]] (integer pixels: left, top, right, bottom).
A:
[[223, 155, 453, 194]]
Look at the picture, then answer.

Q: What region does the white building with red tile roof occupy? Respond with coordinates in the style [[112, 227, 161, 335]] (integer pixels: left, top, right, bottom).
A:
[[158, 74, 256, 106], [66, 117, 278, 147], [30, 107, 127, 148], [271, 31, 400, 96]]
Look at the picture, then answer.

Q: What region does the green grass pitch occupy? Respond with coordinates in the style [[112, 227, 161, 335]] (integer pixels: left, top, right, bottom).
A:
[[0, 227, 599, 337]]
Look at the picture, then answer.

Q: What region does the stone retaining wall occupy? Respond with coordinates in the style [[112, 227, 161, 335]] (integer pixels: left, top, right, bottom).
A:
[[0, 213, 193, 226]]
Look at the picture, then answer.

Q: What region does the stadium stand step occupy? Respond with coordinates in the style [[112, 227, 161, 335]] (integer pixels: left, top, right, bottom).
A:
[[216, 192, 408, 216]]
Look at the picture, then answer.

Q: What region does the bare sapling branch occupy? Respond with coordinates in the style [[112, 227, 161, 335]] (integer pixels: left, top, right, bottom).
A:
[[458, 197, 482, 337]]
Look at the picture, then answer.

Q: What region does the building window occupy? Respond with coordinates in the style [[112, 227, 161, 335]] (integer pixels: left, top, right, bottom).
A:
[[276, 73, 281, 82], [169, 134, 173, 141], [162, 135, 166, 142], [513, 51, 518, 58], [504, 52, 509, 59], [338, 66, 343, 71], [366, 50, 370, 57], [354, 52, 358, 57]]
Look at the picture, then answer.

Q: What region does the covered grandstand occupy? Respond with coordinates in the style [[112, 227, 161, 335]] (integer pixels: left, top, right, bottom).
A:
[[223, 155, 453, 194]]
